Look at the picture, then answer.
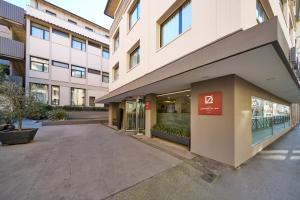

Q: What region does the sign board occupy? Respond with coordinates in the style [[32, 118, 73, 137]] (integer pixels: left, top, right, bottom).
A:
[[145, 100, 151, 110], [198, 92, 222, 115]]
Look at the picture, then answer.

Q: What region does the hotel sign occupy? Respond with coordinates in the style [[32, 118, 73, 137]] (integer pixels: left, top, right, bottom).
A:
[[145, 97, 151, 110], [198, 92, 222, 115]]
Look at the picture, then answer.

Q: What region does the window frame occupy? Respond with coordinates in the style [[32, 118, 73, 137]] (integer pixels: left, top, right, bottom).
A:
[[88, 68, 101, 75], [68, 19, 77, 25], [71, 87, 86, 106], [30, 23, 50, 40], [129, 45, 140, 70], [160, 0, 191, 47], [71, 37, 86, 51], [51, 85, 60, 106], [30, 82, 49, 104], [52, 60, 69, 69], [71, 65, 86, 78], [113, 64, 119, 81], [30, 56, 49, 72], [256, 0, 268, 24], [113, 30, 120, 52], [52, 28, 69, 38], [45, 10, 56, 16], [102, 72, 109, 83], [85, 26, 93, 32], [89, 96, 96, 107], [102, 48, 110, 59], [129, 0, 141, 30]]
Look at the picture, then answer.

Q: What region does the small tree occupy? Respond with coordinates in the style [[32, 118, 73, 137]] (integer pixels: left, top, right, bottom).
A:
[[0, 82, 35, 131]]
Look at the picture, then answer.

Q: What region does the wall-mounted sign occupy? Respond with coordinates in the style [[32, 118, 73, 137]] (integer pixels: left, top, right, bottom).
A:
[[198, 92, 222, 115], [145, 100, 151, 110]]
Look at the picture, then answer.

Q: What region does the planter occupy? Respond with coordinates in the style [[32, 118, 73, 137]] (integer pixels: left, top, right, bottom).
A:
[[0, 128, 38, 145], [151, 130, 190, 147]]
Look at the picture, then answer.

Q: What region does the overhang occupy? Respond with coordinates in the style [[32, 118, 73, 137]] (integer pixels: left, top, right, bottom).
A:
[[104, 0, 120, 18], [96, 17, 300, 104]]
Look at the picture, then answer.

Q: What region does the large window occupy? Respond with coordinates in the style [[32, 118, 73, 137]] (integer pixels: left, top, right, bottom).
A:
[[71, 88, 86, 106], [52, 60, 69, 69], [252, 97, 291, 144], [30, 56, 49, 72], [256, 0, 268, 23], [51, 85, 60, 105], [71, 37, 86, 51], [102, 48, 110, 59], [102, 72, 109, 83], [160, 0, 191, 47], [89, 96, 96, 107], [114, 31, 119, 51], [129, 45, 140, 69], [30, 83, 48, 104], [113, 64, 119, 81], [30, 23, 49, 40], [71, 65, 86, 78], [129, 0, 140, 29]]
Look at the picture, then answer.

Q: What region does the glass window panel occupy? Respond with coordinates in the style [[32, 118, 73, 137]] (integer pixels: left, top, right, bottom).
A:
[[52, 61, 69, 68], [72, 38, 86, 51], [102, 72, 109, 83], [114, 32, 119, 51], [161, 12, 180, 46], [130, 46, 140, 69], [71, 66, 86, 78], [89, 96, 96, 107], [181, 1, 192, 32], [129, 1, 140, 29], [30, 83, 48, 104], [31, 26, 44, 39], [88, 68, 101, 75], [113, 65, 119, 80], [71, 88, 86, 106], [52, 29, 69, 38], [102, 49, 110, 59], [30, 57, 49, 72], [51, 86, 60, 105], [31, 62, 44, 72]]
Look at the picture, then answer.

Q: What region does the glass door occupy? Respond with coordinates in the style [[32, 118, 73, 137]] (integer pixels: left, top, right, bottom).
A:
[[125, 98, 145, 133]]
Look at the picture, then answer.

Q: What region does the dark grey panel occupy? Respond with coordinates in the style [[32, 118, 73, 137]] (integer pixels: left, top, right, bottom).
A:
[[0, 36, 24, 59], [0, 0, 25, 25]]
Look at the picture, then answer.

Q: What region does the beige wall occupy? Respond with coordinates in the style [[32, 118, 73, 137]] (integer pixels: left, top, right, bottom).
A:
[[191, 75, 235, 166], [190, 75, 295, 167]]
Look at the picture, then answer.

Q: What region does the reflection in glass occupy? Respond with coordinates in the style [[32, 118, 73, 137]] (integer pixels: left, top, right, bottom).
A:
[[30, 83, 48, 103]]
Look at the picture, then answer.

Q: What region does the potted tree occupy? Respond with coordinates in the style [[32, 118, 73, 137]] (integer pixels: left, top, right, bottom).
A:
[[0, 82, 38, 145]]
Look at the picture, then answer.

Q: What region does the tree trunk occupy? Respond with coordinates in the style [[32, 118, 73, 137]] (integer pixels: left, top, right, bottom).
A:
[[18, 111, 22, 131]]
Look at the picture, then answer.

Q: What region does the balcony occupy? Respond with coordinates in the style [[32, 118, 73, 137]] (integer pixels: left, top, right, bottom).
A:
[[6, 75, 23, 85], [0, 36, 24, 60], [26, 6, 109, 45], [0, 0, 24, 25]]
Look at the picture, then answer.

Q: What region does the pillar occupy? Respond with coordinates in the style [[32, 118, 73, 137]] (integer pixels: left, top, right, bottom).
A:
[[145, 94, 157, 137]]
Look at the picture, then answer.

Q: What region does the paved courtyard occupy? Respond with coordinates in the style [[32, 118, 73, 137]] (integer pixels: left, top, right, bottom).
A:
[[0, 124, 300, 200]]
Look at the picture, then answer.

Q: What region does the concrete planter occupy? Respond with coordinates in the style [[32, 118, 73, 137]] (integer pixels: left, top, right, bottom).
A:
[[0, 128, 38, 145], [151, 130, 190, 147]]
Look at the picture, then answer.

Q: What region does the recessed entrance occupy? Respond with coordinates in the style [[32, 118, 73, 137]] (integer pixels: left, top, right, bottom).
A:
[[125, 98, 145, 133]]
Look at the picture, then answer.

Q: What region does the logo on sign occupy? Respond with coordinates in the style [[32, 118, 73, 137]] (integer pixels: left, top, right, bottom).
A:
[[205, 95, 213, 104]]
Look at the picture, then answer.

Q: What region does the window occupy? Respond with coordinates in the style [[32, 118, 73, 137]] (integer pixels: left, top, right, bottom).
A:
[[89, 96, 96, 107], [30, 56, 49, 72], [85, 26, 93, 32], [71, 65, 86, 78], [46, 10, 56, 16], [114, 31, 119, 51], [113, 64, 119, 81], [256, 0, 268, 23], [68, 19, 77, 25], [102, 48, 110, 59], [102, 72, 109, 83], [72, 37, 86, 51], [88, 68, 101, 75], [30, 23, 49, 40], [160, 0, 191, 47], [30, 83, 48, 104], [51, 85, 60, 105], [52, 29, 69, 38], [71, 88, 86, 106], [88, 41, 101, 49], [129, 0, 140, 29], [252, 97, 291, 144], [52, 60, 69, 69], [129, 45, 140, 69]]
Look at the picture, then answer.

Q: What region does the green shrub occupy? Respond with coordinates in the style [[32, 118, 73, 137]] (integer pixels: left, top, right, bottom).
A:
[[0, 109, 17, 124], [152, 124, 190, 137], [25, 101, 51, 120], [48, 105, 108, 112], [47, 109, 67, 121]]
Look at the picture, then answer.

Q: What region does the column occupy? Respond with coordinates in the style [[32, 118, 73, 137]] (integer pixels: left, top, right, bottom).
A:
[[145, 94, 157, 137]]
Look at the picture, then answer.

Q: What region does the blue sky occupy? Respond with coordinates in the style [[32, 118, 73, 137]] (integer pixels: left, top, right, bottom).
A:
[[5, 0, 113, 29]]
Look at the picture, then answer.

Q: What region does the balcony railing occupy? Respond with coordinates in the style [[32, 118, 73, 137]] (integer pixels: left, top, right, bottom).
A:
[[6, 75, 23, 85], [0, 36, 24, 60], [0, 0, 25, 25]]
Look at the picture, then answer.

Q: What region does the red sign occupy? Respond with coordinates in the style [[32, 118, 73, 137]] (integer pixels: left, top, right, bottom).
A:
[[145, 101, 151, 110], [198, 92, 222, 115]]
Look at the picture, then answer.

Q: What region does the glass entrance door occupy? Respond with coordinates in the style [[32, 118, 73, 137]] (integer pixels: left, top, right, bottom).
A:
[[125, 98, 145, 133]]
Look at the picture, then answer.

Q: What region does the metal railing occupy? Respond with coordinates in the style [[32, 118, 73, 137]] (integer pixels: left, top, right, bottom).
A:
[[0, 36, 24, 60], [252, 115, 291, 131], [0, 0, 25, 25]]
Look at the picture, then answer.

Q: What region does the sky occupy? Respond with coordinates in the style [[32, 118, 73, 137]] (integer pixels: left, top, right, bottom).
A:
[[5, 0, 113, 29]]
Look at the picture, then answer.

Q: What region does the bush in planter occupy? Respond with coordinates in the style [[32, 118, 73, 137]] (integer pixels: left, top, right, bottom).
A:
[[152, 124, 190, 138], [25, 101, 51, 120], [47, 109, 68, 121]]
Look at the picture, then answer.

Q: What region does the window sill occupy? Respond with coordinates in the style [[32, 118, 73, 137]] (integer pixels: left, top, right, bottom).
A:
[[156, 27, 191, 53]]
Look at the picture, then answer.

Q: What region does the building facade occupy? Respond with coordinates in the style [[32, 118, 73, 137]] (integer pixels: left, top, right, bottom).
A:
[[98, 0, 300, 167], [25, 0, 110, 107], [0, 0, 25, 85]]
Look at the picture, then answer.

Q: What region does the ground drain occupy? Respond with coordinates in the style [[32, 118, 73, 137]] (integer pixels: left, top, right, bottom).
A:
[[201, 172, 218, 183]]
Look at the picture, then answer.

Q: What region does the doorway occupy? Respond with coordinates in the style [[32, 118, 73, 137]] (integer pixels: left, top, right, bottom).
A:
[[125, 98, 145, 133]]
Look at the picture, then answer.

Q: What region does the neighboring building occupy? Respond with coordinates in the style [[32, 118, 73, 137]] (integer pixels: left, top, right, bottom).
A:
[[98, 0, 300, 167], [25, 0, 110, 107], [0, 0, 25, 85]]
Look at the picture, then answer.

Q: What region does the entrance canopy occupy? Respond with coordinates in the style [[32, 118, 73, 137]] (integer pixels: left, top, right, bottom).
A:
[[96, 17, 300, 104]]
